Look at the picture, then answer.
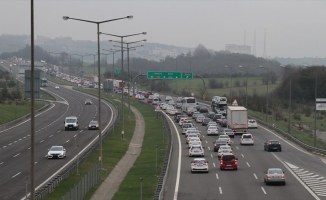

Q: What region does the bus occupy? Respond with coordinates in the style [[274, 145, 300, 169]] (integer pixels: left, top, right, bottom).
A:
[[181, 97, 198, 113], [41, 78, 48, 87]]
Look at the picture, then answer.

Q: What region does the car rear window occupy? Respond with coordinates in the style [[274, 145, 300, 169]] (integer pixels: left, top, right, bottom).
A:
[[243, 135, 252, 138], [268, 169, 282, 174], [249, 120, 256, 123], [270, 141, 279, 144], [222, 155, 235, 161]]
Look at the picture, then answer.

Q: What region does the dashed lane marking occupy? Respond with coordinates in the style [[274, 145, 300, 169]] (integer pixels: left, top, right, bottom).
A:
[[39, 140, 44, 143], [261, 187, 267, 194], [219, 187, 223, 194], [246, 162, 250, 167], [216, 173, 219, 179], [254, 173, 258, 179], [12, 172, 21, 178], [211, 154, 213, 158], [241, 154, 244, 158], [0, 162, 4, 165], [49, 135, 53, 138], [236, 146, 239, 150], [13, 153, 20, 157], [213, 163, 216, 168], [208, 146, 210, 150]]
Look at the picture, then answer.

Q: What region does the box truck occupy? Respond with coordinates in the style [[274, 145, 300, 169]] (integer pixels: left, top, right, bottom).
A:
[[227, 106, 248, 134]]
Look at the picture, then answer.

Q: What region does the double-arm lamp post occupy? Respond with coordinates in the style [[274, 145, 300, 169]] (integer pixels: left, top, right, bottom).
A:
[[280, 65, 292, 135], [63, 15, 133, 169], [102, 49, 121, 96], [99, 31, 147, 139]]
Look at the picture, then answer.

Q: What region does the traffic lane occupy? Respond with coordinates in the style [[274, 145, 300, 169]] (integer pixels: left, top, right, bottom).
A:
[[162, 112, 181, 200], [236, 143, 319, 200], [248, 127, 326, 178]]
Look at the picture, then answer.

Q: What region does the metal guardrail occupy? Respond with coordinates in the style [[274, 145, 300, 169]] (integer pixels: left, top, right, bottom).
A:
[[31, 95, 120, 200], [196, 98, 326, 155]]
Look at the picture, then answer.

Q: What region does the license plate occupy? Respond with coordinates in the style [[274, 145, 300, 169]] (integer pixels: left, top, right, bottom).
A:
[[194, 151, 199, 153], [198, 164, 203, 166], [227, 164, 232, 166], [273, 147, 278, 149]]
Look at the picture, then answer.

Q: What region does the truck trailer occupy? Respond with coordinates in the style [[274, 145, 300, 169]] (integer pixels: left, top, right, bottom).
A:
[[226, 106, 248, 134]]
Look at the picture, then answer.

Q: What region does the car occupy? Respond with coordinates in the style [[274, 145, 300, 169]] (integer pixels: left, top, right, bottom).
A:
[[189, 145, 205, 157], [202, 118, 211, 126], [217, 145, 233, 158], [175, 115, 186, 123], [264, 168, 286, 185], [192, 111, 200, 119], [47, 146, 66, 159], [221, 128, 234, 138], [165, 95, 172, 101], [248, 119, 258, 129], [191, 158, 209, 173], [55, 85, 60, 89], [188, 137, 202, 148], [181, 123, 194, 135], [217, 107, 227, 115], [85, 99, 93, 105], [220, 153, 238, 170], [152, 98, 160, 105], [176, 97, 183, 102], [213, 114, 222, 122], [220, 118, 228, 127], [240, 133, 254, 145], [212, 96, 220, 104], [64, 116, 79, 130], [88, 120, 99, 130], [207, 125, 219, 136], [264, 140, 282, 151], [147, 98, 153, 103], [208, 111, 215, 119], [195, 115, 205, 123], [168, 100, 175, 106], [218, 135, 231, 145], [186, 108, 196, 116], [213, 139, 228, 152], [199, 106, 209, 113], [207, 121, 217, 128], [179, 117, 189, 126], [187, 130, 201, 138], [186, 134, 200, 144], [169, 109, 178, 115], [176, 102, 182, 108], [185, 128, 197, 137]]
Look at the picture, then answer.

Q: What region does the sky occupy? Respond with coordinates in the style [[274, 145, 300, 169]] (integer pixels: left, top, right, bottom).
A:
[[1, 0, 326, 58]]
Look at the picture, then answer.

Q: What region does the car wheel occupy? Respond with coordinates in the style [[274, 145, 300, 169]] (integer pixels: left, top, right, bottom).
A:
[[252, 143, 254, 146], [283, 182, 286, 186], [240, 143, 243, 146], [267, 148, 270, 152], [220, 168, 223, 171], [234, 168, 237, 170], [191, 171, 194, 173], [279, 148, 282, 152], [265, 182, 269, 185]]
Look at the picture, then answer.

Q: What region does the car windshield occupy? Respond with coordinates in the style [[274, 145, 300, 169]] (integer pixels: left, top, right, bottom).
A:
[[90, 121, 98, 125], [66, 119, 76, 123], [50, 146, 63, 151], [224, 129, 232, 133], [270, 141, 279, 144], [222, 155, 236, 161], [268, 169, 283, 174]]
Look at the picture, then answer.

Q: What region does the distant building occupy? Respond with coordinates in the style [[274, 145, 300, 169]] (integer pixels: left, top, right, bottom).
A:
[[225, 44, 251, 55]]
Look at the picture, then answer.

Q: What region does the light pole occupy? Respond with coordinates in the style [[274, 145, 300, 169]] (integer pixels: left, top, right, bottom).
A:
[[155, 145, 158, 176], [63, 15, 133, 169], [239, 65, 248, 108], [314, 71, 317, 147], [281, 65, 292, 134], [100, 31, 147, 139], [102, 49, 120, 95], [225, 65, 233, 101], [259, 65, 269, 122], [112, 43, 145, 116]]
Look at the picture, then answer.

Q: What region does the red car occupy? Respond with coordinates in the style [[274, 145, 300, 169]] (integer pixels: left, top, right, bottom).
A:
[[147, 99, 153, 103], [220, 153, 238, 170]]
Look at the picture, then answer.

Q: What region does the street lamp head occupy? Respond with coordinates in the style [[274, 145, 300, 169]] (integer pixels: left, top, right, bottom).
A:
[[239, 65, 243, 68], [108, 40, 113, 42], [143, 39, 147, 42], [127, 15, 133, 20], [225, 65, 228, 68], [142, 32, 147, 35], [62, 16, 69, 20]]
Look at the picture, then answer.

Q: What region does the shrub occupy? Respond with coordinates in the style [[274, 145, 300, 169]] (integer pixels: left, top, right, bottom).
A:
[[303, 106, 312, 117], [293, 113, 301, 121]]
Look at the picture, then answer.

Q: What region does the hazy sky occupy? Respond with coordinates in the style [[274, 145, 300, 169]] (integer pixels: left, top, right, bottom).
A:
[[1, 0, 326, 58]]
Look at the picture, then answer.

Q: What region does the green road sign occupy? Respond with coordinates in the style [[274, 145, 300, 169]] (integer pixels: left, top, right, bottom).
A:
[[147, 71, 193, 79], [115, 68, 122, 74]]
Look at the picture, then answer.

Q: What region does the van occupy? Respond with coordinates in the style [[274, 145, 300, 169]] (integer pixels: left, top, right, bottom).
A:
[[64, 116, 79, 130], [152, 98, 160, 105]]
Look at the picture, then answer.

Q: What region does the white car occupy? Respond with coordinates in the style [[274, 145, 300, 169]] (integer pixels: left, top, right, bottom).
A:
[[248, 119, 258, 129], [165, 95, 172, 101], [189, 145, 205, 157], [55, 85, 59, 89], [240, 133, 254, 145], [191, 158, 209, 173], [47, 146, 66, 159], [188, 137, 202, 148], [218, 135, 231, 145], [207, 125, 219, 135], [217, 145, 232, 159]]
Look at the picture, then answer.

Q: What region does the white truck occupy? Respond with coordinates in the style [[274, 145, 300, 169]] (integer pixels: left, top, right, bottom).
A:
[[226, 106, 248, 135]]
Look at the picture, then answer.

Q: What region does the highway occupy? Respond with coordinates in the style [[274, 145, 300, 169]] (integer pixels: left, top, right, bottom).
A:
[[142, 95, 326, 200], [0, 61, 115, 200]]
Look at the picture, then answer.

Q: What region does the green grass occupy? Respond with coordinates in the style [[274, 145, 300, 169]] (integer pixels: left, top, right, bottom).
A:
[[0, 101, 45, 125], [44, 88, 166, 200], [47, 76, 76, 86], [40, 90, 55, 100]]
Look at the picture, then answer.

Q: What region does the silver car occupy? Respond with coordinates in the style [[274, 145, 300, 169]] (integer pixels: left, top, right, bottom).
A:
[[195, 115, 205, 123], [191, 158, 209, 173], [217, 145, 232, 158], [218, 135, 231, 145], [207, 125, 219, 135], [189, 145, 205, 157], [264, 168, 286, 185], [188, 137, 202, 148], [48, 146, 66, 159], [186, 134, 200, 144]]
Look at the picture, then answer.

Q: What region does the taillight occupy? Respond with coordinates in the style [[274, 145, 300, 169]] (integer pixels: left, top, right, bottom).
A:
[[192, 163, 196, 166], [218, 150, 221, 153], [203, 163, 207, 166], [279, 142, 281, 144], [281, 174, 285, 179], [267, 175, 271, 179], [230, 150, 233, 153]]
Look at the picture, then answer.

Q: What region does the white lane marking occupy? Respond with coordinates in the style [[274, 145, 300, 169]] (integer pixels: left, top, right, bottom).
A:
[[219, 187, 222, 194], [246, 162, 250, 167], [19, 139, 22, 141], [241, 154, 244, 158], [39, 140, 44, 143], [202, 135, 205, 138], [3, 146, 6, 148], [213, 163, 216, 168], [57, 130, 61, 133], [216, 173, 219, 179], [205, 141, 207, 143], [12, 172, 21, 178], [261, 187, 267, 194], [254, 173, 258, 179], [236, 146, 239, 150], [74, 134, 77, 137], [0, 162, 4, 165], [35, 162, 37, 164], [66, 140, 70, 143], [271, 153, 320, 200], [49, 135, 53, 138], [28, 147, 31, 150], [211, 154, 213, 158], [80, 130, 83, 133], [208, 146, 210, 150], [13, 153, 20, 158], [8, 143, 12, 146], [284, 161, 299, 169]]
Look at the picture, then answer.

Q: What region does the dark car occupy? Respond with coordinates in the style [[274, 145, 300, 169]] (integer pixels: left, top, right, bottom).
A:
[[196, 105, 202, 111], [221, 128, 234, 138], [199, 106, 209, 113], [173, 112, 182, 120], [213, 139, 228, 152], [202, 118, 211, 126], [213, 114, 222, 122], [220, 118, 228, 127], [264, 140, 282, 152], [208, 112, 215, 119]]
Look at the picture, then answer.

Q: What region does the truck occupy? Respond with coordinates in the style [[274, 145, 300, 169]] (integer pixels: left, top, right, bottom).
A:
[[226, 106, 248, 135]]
